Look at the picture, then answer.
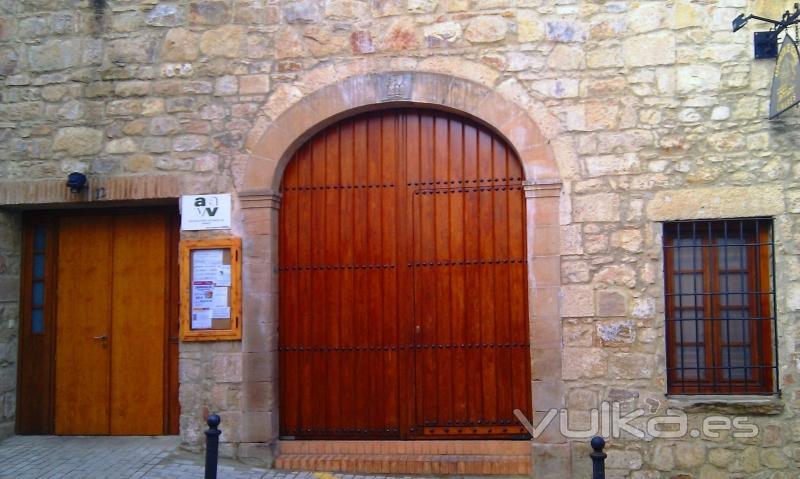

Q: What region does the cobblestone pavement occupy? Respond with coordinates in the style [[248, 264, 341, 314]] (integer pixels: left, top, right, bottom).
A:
[[0, 436, 426, 479]]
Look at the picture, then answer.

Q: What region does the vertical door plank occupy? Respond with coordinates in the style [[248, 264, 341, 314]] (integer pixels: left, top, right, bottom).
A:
[[338, 119, 356, 433], [309, 133, 328, 432], [55, 216, 113, 435], [323, 125, 342, 435], [110, 213, 166, 435], [380, 112, 400, 433], [296, 143, 314, 434]]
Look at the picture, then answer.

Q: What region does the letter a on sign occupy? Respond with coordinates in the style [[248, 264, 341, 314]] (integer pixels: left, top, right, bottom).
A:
[[180, 194, 232, 230]]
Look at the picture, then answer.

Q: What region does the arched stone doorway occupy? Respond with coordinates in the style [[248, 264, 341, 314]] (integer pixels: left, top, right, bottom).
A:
[[278, 108, 531, 440], [237, 71, 564, 475]]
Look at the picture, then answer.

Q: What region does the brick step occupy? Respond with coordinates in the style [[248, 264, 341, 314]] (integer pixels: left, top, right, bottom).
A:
[[275, 441, 531, 476], [278, 439, 531, 455]]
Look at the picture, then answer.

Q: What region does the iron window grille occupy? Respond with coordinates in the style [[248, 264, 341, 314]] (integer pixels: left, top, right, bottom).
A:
[[663, 218, 777, 395]]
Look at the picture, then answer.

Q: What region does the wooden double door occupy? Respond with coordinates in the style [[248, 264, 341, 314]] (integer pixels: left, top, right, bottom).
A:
[[279, 109, 532, 439], [17, 209, 179, 435]]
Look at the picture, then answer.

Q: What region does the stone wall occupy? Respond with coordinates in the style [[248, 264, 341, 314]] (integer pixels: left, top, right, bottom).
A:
[[0, 212, 19, 440], [1, 0, 800, 477]]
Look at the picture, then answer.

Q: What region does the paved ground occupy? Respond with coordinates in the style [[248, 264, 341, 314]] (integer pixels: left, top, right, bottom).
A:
[[0, 436, 421, 479]]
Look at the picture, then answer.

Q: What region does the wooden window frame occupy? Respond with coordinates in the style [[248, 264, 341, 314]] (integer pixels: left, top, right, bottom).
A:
[[664, 219, 776, 395], [179, 237, 242, 342]]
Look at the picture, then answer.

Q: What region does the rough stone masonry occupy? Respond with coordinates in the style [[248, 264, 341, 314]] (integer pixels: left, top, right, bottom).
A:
[[1, 0, 800, 478]]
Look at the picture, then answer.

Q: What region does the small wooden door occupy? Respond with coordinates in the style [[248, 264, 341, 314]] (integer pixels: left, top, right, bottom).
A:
[[279, 109, 532, 439], [17, 209, 179, 436]]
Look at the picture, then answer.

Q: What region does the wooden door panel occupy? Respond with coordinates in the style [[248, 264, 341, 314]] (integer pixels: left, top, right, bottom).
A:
[[55, 216, 113, 435], [408, 112, 530, 437], [17, 218, 57, 434], [411, 188, 530, 436], [110, 214, 167, 435], [280, 109, 531, 439], [280, 114, 404, 439]]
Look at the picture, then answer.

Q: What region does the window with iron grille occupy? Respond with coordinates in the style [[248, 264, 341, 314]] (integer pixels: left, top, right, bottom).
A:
[[663, 218, 777, 395]]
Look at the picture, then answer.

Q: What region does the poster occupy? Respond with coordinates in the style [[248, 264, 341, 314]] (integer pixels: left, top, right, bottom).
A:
[[191, 309, 213, 329], [216, 265, 231, 286], [212, 287, 228, 307], [190, 249, 231, 328], [192, 281, 214, 307], [194, 249, 223, 265]]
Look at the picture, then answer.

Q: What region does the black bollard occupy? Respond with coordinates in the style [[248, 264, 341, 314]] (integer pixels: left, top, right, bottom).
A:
[[205, 414, 221, 479], [590, 436, 606, 479]]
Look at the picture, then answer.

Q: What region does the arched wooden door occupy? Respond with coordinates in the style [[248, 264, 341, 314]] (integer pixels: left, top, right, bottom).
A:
[[279, 109, 531, 440]]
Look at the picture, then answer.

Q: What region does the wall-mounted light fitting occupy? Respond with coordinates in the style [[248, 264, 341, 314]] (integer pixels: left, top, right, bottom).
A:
[[66, 172, 88, 194]]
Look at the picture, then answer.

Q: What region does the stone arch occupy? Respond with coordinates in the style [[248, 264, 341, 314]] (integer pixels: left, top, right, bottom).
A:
[[236, 70, 565, 475], [240, 71, 559, 194]]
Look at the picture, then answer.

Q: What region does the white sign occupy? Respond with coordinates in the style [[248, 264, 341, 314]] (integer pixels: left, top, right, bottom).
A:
[[181, 194, 231, 230]]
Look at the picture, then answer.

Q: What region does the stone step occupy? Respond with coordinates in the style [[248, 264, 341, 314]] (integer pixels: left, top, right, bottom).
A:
[[275, 440, 531, 476]]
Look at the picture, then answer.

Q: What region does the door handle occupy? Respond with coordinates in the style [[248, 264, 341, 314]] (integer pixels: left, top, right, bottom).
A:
[[415, 325, 421, 335], [92, 335, 108, 340]]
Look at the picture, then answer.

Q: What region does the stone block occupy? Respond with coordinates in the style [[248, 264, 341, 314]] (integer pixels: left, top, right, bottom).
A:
[[531, 348, 561, 380], [190, 1, 230, 25], [243, 381, 274, 412], [284, 1, 320, 23], [532, 380, 564, 411], [0, 276, 19, 302], [424, 21, 462, 47], [238, 442, 275, 465], [605, 449, 643, 470], [532, 443, 570, 478], [562, 347, 607, 379], [531, 318, 561, 350], [243, 352, 274, 383], [123, 154, 154, 173], [677, 65, 721, 93], [105, 138, 138, 154], [546, 20, 587, 42], [610, 228, 643, 253], [240, 411, 273, 442], [161, 28, 199, 61], [407, 0, 438, 13], [562, 284, 593, 317], [211, 353, 243, 383], [53, 127, 103, 156], [608, 353, 653, 380], [173, 135, 208, 152], [28, 39, 80, 72], [239, 75, 271, 95], [623, 32, 675, 67], [572, 193, 620, 222], [147, 4, 186, 27], [595, 290, 626, 317], [465, 16, 507, 43], [597, 320, 635, 347], [107, 37, 156, 64], [547, 44, 585, 70], [517, 10, 545, 43], [646, 185, 784, 221], [215, 75, 238, 96], [200, 26, 244, 58], [531, 286, 560, 318]]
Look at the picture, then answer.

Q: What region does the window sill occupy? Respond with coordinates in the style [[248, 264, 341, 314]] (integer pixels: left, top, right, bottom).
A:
[[666, 395, 784, 415]]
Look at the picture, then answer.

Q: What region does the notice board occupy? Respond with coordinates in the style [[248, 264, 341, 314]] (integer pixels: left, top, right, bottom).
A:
[[179, 237, 241, 341]]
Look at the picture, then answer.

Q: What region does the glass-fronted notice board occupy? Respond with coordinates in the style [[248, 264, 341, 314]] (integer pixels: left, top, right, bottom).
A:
[[179, 237, 241, 341]]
